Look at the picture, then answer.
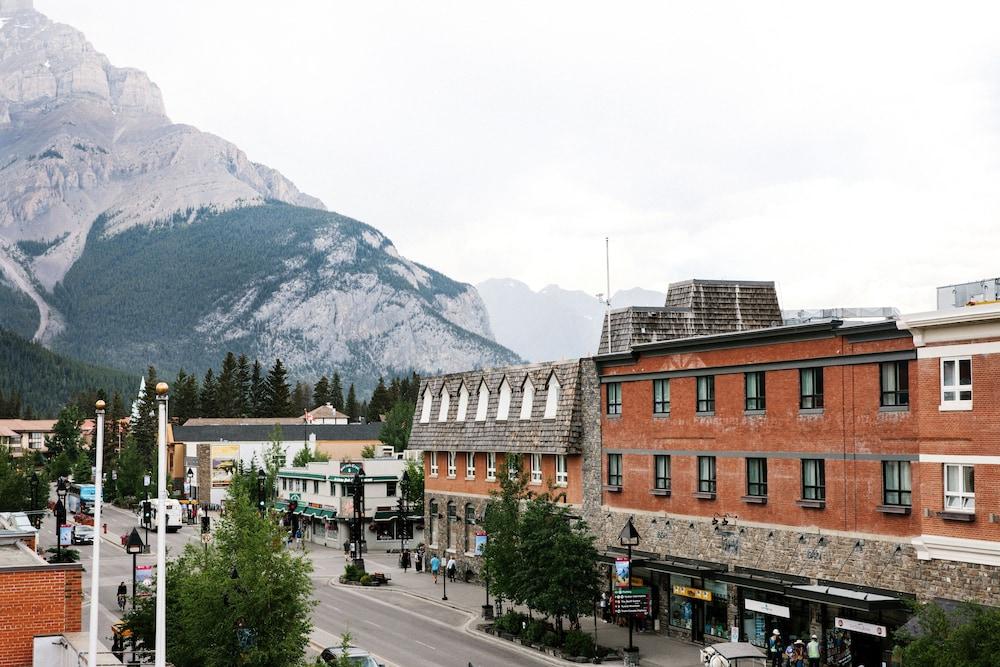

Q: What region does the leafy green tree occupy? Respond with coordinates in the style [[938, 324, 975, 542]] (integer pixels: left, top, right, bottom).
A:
[[312, 376, 330, 407], [114, 435, 148, 502], [481, 454, 528, 608], [402, 459, 424, 512], [0, 444, 49, 512], [216, 352, 241, 417], [292, 445, 329, 467], [122, 490, 315, 666], [896, 601, 1000, 667], [329, 373, 344, 411], [45, 404, 85, 461], [200, 368, 218, 417], [379, 401, 415, 452], [345, 384, 359, 422], [264, 359, 293, 417], [263, 424, 286, 502]]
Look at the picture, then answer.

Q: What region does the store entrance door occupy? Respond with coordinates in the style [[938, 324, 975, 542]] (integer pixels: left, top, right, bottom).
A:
[[691, 601, 705, 642]]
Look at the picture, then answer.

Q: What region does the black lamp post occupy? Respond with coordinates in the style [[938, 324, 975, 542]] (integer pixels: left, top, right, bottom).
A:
[[29, 472, 39, 528], [398, 470, 410, 556], [186, 467, 194, 498], [257, 469, 266, 517], [619, 517, 641, 655], [143, 473, 151, 548], [125, 528, 145, 606], [352, 470, 366, 571], [55, 477, 67, 562]]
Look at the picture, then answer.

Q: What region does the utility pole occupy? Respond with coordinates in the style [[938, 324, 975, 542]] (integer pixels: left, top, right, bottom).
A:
[[154, 383, 169, 667], [88, 400, 106, 666]]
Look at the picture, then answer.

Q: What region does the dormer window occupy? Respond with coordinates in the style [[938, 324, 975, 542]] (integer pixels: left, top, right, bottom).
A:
[[456, 383, 469, 421], [475, 380, 489, 421], [496, 378, 512, 421], [519, 377, 535, 420], [543, 372, 560, 419], [437, 387, 450, 422], [420, 386, 433, 423]]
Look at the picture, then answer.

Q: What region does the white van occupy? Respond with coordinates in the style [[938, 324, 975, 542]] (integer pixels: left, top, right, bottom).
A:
[[137, 499, 183, 533]]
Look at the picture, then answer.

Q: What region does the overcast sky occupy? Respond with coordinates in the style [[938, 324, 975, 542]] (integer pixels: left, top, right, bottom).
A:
[[36, 1, 1000, 312]]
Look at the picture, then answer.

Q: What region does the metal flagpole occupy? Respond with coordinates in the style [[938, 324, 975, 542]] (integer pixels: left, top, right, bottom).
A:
[[88, 399, 106, 666], [154, 383, 169, 667]]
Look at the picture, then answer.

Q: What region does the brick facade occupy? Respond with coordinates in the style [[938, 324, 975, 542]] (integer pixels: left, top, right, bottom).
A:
[[0, 564, 82, 667]]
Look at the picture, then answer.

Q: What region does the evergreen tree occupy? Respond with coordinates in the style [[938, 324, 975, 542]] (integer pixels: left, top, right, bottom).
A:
[[131, 367, 159, 467], [172, 370, 200, 423], [45, 404, 85, 461], [216, 352, 240, 417], [329, 373, 344, 411], [291, 381, 311, 416], [312, 376, 330, 407], [104, 391, 126, 471], [387, 377, 402, 406], [379, 401, 415, 452], [0, 389, 22, 418], [264, 359, 293, 417], [200, 368, 218, 417], [345, 384, 359, 421], [0, 445, 50, 512], [236, 354, 251, 417], [366, 377, 390, 422], [249, 360, 266, 417], [22, 405, 35, 420]]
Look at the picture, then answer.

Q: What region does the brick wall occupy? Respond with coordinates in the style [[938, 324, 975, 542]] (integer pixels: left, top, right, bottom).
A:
[[0, 565, 82, 667]]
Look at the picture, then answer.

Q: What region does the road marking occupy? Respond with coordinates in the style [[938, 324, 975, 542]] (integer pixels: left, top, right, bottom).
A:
[[414, 640, 436, 651], [363, 619, 381, 628]]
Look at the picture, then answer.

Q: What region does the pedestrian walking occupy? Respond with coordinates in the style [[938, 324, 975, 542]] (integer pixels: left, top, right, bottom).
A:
[[430, 554, 441, 584], [792, 639, 806, 667], [446, 556, 457, 582], [806, 634, 821, 667], [415, 547, 424, 572], [401, 548, 411, 572], [599, 591, 609, 622], [768, 629, 783, 667]]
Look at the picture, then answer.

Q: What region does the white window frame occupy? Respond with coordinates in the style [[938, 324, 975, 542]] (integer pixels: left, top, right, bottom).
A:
[[940, 357, 973, 411], [555, 454, 568, 486], [447, 451, 457, 478], [544, 373, 560, 419], [456, 382, 469, 421], [475, 380, 489, 421], [507, 454, 519, 480], [437, 388, 450, 422], [420, 386, 433, 423], [530, 453, 542, 484], [944, 463, 975, 512], [486, 452, 497, 481], [496, 378, 511, 421], [466, 452, 476, 479], [430, 451, 439, 477], [520, 378, 535, 420]]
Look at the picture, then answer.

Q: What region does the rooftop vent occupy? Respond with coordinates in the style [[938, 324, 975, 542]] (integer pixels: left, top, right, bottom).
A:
[[937, 278, 1000, 310]]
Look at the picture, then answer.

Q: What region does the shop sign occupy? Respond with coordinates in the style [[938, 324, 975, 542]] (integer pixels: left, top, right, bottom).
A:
[[672, 585, 712, 602], [745, 598, 790, 619], [614, 557, 630, 589], [289, 493, 301, 501], [474, 531, 487, 556], [613, 587, 651, 614], [835, 617, 886, 637]]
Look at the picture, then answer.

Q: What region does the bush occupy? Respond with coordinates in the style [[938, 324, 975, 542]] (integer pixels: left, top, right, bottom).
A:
[[343, 564, 363, 582], [494, 611, 527, 635], [542, 630, 559, 648], [359, 574, 372, 586], [562, 629, 596, 658], [522, 620, 546, 644]]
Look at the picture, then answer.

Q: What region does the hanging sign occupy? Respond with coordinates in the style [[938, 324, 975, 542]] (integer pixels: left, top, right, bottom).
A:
[[474, 531, 487, 556], [58, 525, 73, 546], [745, 598, 791, 618], [672, 585, 712, 602], [614, 557, 631, 589], [835, 617, 886, 637]]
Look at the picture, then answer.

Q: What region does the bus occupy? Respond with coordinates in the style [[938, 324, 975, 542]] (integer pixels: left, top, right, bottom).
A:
[[68, 484, 96, 515], [137, 499, 183, 533]]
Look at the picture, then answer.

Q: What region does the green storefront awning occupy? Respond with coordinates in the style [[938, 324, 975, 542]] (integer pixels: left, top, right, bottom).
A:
[[320, 509, 337, 519], [373, 510, 399, 522]]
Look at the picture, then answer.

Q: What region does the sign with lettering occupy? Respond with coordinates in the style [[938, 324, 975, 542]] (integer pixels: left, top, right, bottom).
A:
[[835, 617, 886, 637], [613, 587, 651, 614], [745, 598, 791, 618], [672, 585, 712, 602]]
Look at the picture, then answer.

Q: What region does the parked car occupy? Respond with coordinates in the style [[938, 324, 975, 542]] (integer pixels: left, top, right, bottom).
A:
[[699, 642, 767, 667], [319, 645, 384, 667], [71, 525, 95, 545]]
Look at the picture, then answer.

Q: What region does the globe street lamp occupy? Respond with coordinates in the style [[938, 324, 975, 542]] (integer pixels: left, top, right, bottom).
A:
[[257, 468, 266, 517], [619, 517, 641, 655], [55, 477, 68, 562]]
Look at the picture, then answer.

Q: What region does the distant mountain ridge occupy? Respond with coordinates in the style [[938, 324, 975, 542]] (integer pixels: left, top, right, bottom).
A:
[[0, 0, 519, 386], [477, 279, 666, 362]]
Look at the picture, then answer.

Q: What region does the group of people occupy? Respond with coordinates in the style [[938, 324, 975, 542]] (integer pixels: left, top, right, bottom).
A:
[[429, 554, 459, 583], [397, 545, 461, 584], [767, 629, 822, 667]]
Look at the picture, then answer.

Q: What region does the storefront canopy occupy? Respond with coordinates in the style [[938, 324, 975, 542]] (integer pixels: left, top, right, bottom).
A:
[[785, 584, 905, 612], [714, 569, 810, 594], [642, 557, 727, 580]]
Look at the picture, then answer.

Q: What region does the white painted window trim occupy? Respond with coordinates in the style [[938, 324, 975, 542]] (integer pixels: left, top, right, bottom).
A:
[[430, 451, 439, 477], [555, 454, 568, 486], [420, 386, 434, 423], [940, 357, 972, 411], [466, 452, 476, 479], [475, 380, 489, 421], [520, 379, 535, 420], [456, 383, 469, 421], [496, 378, 511, 421], [437, 389, 450, 422], [544, 373, 560, 419], [944, 463, 975, 512], [447, 451, 457, 478], [530, 453, 542, 484], [486, 452, 497, 481]]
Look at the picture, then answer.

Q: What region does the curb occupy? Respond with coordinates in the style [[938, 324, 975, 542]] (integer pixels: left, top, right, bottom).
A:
[[328, 576, 474, 616]]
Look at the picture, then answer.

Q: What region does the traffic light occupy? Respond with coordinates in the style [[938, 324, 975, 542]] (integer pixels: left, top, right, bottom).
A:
[[142, 501, 152, 524], [201, 515, 210, 534]]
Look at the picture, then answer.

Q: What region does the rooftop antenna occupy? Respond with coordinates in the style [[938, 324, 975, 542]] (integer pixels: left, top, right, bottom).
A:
[[605, 237, 612, 354]]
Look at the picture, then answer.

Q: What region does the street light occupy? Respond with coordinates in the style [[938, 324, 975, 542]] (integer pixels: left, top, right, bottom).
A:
[[257, 469, 266, 517], [351, 470, 366, 571], [619, 517, 640, 655], [29, 472, 39, 528], [186, 467, 194, 498], [125, 528, 145, 606], [398, 470, 410, 557], [55, 477, 67, 562], [89, 399, 107, 667]]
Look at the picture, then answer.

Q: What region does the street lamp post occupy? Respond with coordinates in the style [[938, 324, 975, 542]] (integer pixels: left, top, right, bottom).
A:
[[154, 382, 169, 667], [29, 472, 38, 528], [257, 468, 266, 517], [88, 400, 107, 667], [351, 470, 366, 571], [619, 517, 641, 656], [143, 474, 151, 548], [398, 471, 410, 557], [186, 468, 195, 524], [125, 528, 145, 604], [55, 477, 67, 562]]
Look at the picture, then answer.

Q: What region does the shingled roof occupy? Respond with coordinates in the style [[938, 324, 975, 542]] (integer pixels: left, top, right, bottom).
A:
[[407, 359, 586, 455], [597, 279, 782, 354]]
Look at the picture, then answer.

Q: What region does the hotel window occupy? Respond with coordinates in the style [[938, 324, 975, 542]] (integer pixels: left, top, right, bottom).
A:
[[330, 481, 336, 496], [430, 451, 438, 477], [465, 504, 476, 552], [607, 382, 622, 415], [745, 372, 766, 411], [698, 456, 717, 493], [607, 454, 622, 487], [941, 358, 972, 409], [429, 499, 438, 545], [29, 433, 43, 449], [420, 386, 433, 423], [696, 376, 715, 414], [544, 373, 560, 419], [456, 383, 469, 421], [519, 378, 535, 420], [486, 452, 497, 481], [653, 379, 670, 415], [475, 380, 489, 421], [281, 478, 287, 490], [506, 454, 519, 480], [944, 463, 975, 512], [746, 458, 767, 497], [313, 480, 319, 494], [496, 378, 512, 420], [446, 501, 456, 549], [447, 451, 457, 477], [882, 461, 912, 507], [386, 481, 397, 497], [654, 455, 670, 491], [802, 459, 825, 501], [530, 453, 542, 483], [437, 388, 450, 421], [880, 361, 909, 408], [466, 452, 476, 478], [800, 368, 824, 410], [555, 455, 568, 485]]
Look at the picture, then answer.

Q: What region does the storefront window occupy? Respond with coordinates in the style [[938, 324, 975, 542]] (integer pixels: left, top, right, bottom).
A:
[[704, 580, 729, 639], [669, 575, 694, 630], [742, 590, 809, 648]]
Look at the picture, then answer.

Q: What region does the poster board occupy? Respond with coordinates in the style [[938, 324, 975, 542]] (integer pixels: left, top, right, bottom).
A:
[[211, 444, 240, 487]]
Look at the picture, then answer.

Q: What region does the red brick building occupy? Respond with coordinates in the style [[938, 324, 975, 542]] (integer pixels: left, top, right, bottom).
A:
[[0, 531, 82, 667]]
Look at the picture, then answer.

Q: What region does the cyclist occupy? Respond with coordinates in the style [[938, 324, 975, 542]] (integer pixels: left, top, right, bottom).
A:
[[116, 581, 128, 611]]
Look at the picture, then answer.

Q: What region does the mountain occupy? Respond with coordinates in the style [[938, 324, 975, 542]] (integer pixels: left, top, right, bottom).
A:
[[0, 1, 518, 386], [477, 279, 666, 362], [0, 327, 137, 416]]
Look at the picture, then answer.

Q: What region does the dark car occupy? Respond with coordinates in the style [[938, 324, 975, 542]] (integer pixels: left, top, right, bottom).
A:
[[71, 525, 95, 545], [319, 645, 384, 667]]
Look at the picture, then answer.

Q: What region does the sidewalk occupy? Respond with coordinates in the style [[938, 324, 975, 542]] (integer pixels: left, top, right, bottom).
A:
[[354, 551, 703, 667]]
